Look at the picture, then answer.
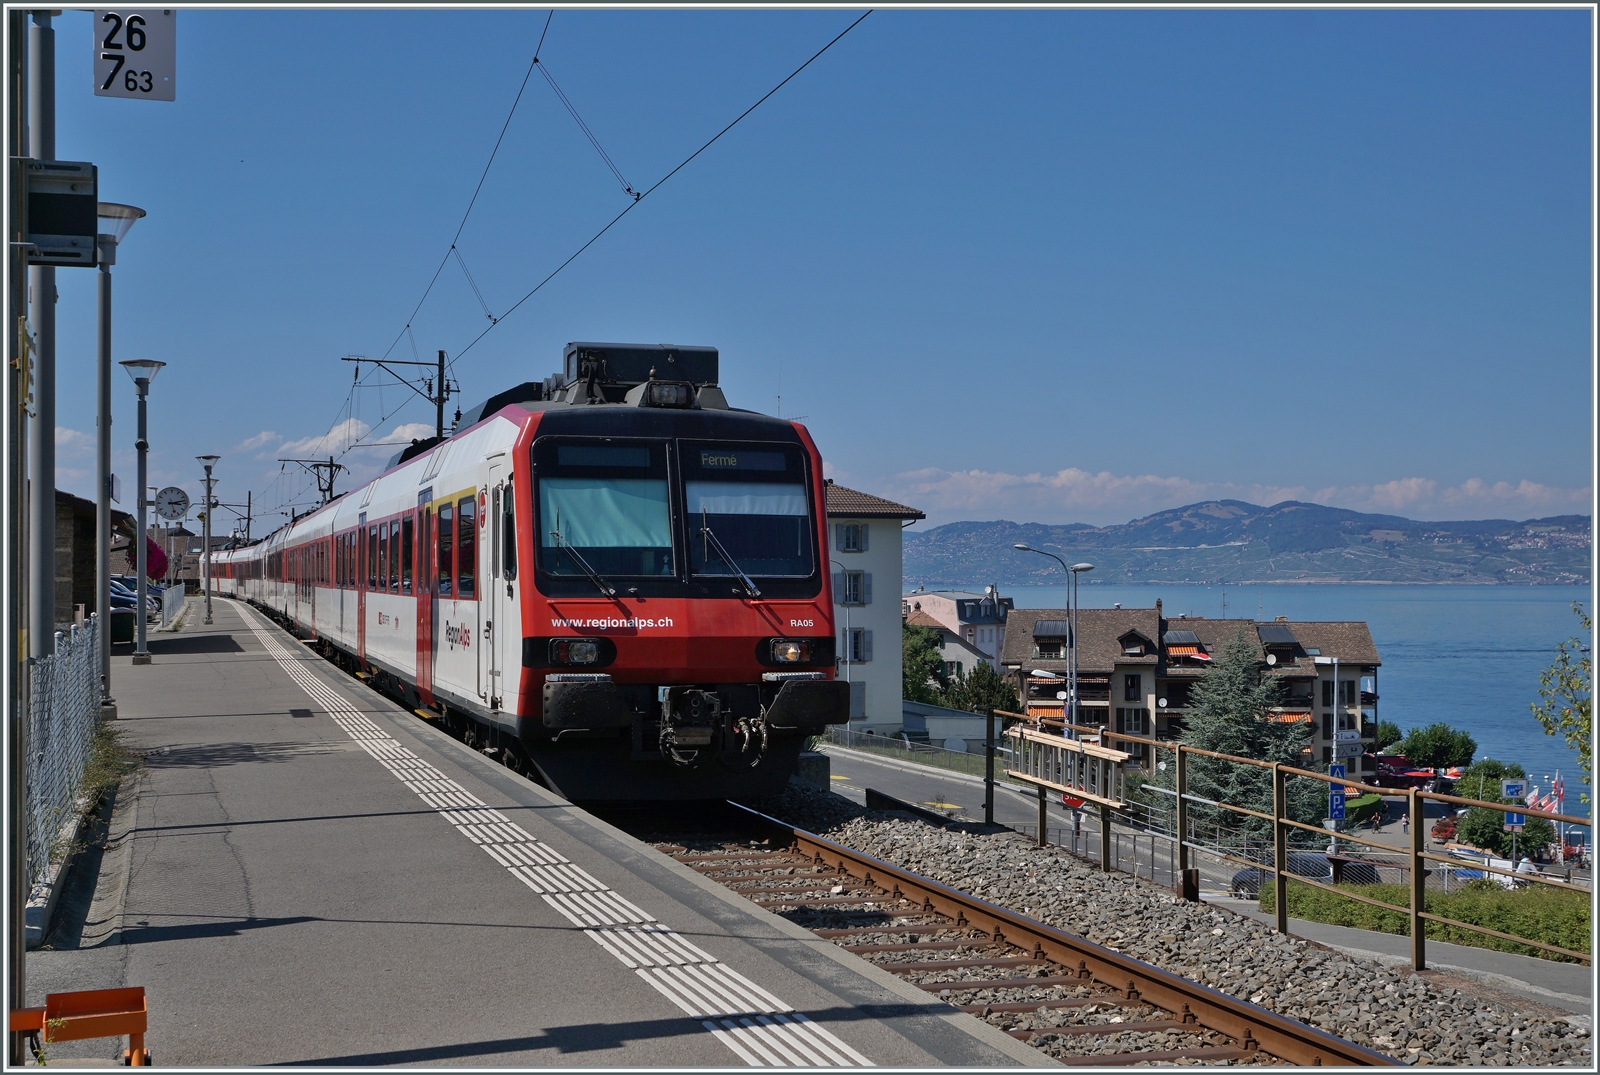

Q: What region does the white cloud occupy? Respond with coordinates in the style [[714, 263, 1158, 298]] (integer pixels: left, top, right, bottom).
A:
[[55, 427, 91, 455], [880, 467, 1590, 527], [231, 430, 278, 454]]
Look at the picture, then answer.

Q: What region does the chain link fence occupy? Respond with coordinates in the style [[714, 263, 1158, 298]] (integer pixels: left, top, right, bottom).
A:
[[25, 616, 103, 889]]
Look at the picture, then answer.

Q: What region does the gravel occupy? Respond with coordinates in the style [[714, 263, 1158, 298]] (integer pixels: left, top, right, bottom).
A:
[[743, 784, 1593, 1067]]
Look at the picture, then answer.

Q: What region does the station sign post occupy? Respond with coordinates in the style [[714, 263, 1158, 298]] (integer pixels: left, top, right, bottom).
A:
[[1501, 779, 1526, 831], [93, 9, 175, 101]]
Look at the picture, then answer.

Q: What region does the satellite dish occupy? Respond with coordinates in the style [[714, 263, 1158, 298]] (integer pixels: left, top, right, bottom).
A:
[[1157, 697, 1168, 709], [1266, 653, 1277, 666], [1056, 691, 1068, 700]]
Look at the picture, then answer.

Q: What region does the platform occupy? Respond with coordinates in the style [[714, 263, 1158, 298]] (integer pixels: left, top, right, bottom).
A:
[[27, 599, 1046, 1067]]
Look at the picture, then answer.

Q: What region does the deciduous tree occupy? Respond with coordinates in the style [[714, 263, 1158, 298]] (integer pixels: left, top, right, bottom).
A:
[[941, 660, 1019, 715], [1396, 722, 1477, 769], [1531, 602, 1591, 804], [902, 622, 944, 705]]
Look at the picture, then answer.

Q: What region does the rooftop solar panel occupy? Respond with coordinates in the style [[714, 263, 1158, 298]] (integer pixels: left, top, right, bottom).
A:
[[1257, 623, 1298, 646], [1163, 629, 1200, 646], [1034, 619, 1070, 637]]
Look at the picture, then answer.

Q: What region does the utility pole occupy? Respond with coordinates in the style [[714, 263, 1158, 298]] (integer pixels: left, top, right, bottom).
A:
[[277, 456, 346, 504], [198, 457, 219, 624], [341, 351, 456, 441], [245, 489, 251, 542], [26, 11, 54, 658]]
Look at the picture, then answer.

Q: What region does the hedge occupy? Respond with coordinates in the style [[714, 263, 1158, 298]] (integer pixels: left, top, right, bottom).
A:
[[1259, 879, 1590, 963]]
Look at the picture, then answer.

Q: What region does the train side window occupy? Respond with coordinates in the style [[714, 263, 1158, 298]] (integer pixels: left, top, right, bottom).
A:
[[502, 480, 516, 582], [389, 521, 400, 593], [379, 525, 390, 597], [368, 526, 379, 591], [401, 517, 413, 595], [458, 496, 476, 598], [437, 504, 454, 597]]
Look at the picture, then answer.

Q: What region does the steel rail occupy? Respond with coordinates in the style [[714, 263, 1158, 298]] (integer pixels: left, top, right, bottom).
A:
[[726, 801, 1401, 1067]]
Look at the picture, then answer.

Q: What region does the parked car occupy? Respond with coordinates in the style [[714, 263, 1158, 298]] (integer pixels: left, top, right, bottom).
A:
[[1230, 853, 1330, 898]]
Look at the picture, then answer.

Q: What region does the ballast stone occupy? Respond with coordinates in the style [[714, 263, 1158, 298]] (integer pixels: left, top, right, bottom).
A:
[[743, 783, 1593, 1068]]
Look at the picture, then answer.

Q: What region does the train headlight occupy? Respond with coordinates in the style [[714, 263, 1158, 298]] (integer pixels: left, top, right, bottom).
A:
[[550, 638, 602, 665], [645, 382, 693, 407], [771, 639, 813, 663]]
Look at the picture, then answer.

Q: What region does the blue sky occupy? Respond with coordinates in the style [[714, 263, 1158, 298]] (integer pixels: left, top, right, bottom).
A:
[[43, 6, 1593, 532]]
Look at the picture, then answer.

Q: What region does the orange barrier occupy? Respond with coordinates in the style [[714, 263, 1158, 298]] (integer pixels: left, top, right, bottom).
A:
[[10, 986, 149, 1065]]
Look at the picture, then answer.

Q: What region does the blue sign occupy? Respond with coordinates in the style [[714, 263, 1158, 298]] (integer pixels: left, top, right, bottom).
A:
[[1328, 765, 1347, 820], [1502, 780, 1526, 829]]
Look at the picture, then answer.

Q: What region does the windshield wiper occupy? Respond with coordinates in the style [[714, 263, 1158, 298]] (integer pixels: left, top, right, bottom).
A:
[[549, 518, 616, 597], [700, 510, 762, 598]]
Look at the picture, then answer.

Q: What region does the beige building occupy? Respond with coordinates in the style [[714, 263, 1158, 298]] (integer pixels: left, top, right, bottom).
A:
[[825, 482, 924, 734], [1000, 602, 1380, 774], [900, 587, 1012, 670]]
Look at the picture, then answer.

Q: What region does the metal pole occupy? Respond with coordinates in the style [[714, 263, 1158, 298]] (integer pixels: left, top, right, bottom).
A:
[[96, 238, 114, 700], [131, 380, 150, 663], [26, 11, 54, 659], [1176, 745, 1189, 873], [1409, 787, 1426, 970], [984, 707, 995, 825], [435, 349, 445, 439], [9, 14, 32, 1059], [203, 465, 215, 623], [1037, 784, 1046, 848], [245, 488, 251, 542], [1273, 764, 1289, 934], [1100, 801, 1112, 872], [1067, 567, 1076, 734]]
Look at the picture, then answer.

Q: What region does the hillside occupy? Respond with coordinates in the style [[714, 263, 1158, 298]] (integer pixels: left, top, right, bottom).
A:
[[903, 501, 1590, 586]]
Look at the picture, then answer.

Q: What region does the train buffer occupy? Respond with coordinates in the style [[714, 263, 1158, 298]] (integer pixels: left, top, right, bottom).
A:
[[10, 987, 150, 1065]]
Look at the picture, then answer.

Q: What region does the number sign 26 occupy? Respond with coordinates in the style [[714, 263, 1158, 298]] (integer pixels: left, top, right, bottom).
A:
[[93, 10, 175, 102]]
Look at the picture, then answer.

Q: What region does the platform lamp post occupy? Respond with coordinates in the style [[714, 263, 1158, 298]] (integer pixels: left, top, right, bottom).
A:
[[1013, 546, 1093, 734], [197, 456, 220, 624], [96, 203, 146, 701], [119, 359, 165, 665]]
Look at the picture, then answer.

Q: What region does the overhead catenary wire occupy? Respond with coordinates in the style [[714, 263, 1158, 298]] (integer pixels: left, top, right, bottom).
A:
[[537, 58, 638, 198], [374, 9, 554, 365], [448, 8, 873, 369]]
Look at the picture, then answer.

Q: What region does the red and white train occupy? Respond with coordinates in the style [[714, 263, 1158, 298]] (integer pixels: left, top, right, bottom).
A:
[[213, 343, 847, 800]]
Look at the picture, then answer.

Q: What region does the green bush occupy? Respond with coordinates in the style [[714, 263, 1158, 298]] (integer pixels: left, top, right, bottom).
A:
[[1259, 878, 1590, 962], [1344, 793, 1383, 824]]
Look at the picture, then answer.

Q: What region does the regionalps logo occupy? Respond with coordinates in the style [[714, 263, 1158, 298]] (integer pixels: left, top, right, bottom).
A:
[[444, 620, 472, 649]]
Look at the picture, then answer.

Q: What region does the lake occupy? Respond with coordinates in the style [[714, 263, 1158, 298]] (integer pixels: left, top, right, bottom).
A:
[[988, 583, 1591, 814]]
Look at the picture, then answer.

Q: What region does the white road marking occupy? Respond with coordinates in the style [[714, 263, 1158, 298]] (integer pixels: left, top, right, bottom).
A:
[[236, 604, 869, 1067]]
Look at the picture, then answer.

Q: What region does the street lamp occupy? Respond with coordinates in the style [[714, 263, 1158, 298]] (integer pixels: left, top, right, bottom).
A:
[[1013, 544, 1094, 736], [96, 203, 145, 700], [197, 456, 220, 624], [119, 358, 165, 665]]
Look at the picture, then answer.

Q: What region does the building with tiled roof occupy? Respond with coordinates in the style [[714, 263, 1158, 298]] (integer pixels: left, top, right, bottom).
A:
[[900, 586, 1014, 670], [1000, 601, 1380, 774], [825, 482, 924, 734]]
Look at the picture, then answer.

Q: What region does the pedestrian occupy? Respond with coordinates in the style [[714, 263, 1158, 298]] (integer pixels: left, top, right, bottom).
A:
[[1401, 813, 1409, 835]]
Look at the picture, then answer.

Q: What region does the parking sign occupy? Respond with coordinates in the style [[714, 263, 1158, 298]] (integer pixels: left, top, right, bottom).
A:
[[1502, 779, 1526, 829], [1328, 764, 1346, 821]]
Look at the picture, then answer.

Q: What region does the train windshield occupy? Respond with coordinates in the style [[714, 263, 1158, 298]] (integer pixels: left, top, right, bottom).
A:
[[683, 444, 813, 579], [536, 441, 674, 576]]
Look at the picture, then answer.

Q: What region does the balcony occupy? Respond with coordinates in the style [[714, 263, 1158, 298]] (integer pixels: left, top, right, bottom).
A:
[[1361, 691, 1379, 705], [1278, 696, 1315, 710]]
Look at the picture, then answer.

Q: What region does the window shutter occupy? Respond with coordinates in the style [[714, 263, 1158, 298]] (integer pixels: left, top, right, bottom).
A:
[[1321, 712, 1333, 739], [835, 524, 845, 552], [860, 523, 869, 551], [863, 630, 873, 662], [861, 572, 872, 605], [832, 571, 844, 603]]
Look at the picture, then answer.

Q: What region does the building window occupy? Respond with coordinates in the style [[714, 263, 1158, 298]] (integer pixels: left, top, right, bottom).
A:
[[943, 660, 963, 679], [1115, 708, 1147, 735], [836, 523, 868, 552], [840, 570, 870, 605], [1322, 679, 1334, 707], [845, 628, 873, 663], [1124, 673, 1141, 702], [1037, 641, 1062, 659], [1322, 746, 1332, 765], [1321, 712, 1333, 739], [1340, 680, 1356, 706]]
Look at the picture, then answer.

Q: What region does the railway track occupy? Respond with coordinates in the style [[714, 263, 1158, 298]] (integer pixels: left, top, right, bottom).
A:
[[612, 798, 1400, 1067]]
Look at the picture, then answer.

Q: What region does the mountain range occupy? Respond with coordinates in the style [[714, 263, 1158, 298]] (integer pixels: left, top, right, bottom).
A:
[[902, 501, 1591, 587]]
